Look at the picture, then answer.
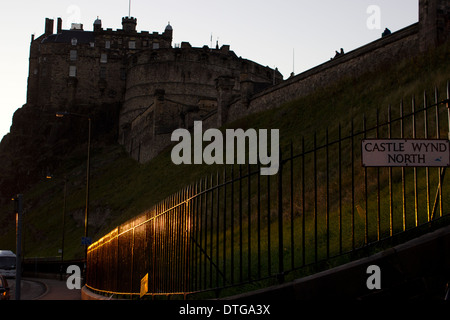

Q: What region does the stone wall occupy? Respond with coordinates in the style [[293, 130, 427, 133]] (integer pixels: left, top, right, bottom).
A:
[[120, 44, 282, 162], [224, 0, 450, 123], [226, 24, 420, 123], [419, 0, 450, 50]]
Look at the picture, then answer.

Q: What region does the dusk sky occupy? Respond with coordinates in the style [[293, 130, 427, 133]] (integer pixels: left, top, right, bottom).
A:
[[0, 0, 418, 139]]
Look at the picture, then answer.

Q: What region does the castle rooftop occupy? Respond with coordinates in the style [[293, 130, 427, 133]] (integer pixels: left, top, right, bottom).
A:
[[41, 29, 95, 44]]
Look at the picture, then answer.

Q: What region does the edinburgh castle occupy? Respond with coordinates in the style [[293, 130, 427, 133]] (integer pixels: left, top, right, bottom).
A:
[[26, 15, 283, 163], [0, 0, 449, 202]]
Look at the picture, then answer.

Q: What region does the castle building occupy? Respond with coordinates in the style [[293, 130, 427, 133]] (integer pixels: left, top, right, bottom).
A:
[[27, 16, 173, 111], [24, 0, 449, 164], [26, 16, 282, 162], [120, 43, 283, 162]]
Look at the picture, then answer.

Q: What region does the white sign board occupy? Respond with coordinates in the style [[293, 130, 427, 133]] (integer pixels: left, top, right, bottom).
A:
[[362, 139, 450, 167]]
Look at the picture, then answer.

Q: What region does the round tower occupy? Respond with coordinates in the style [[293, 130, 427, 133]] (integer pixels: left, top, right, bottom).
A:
[[164, 22, 173, 35], [163, 22, 173, 46]]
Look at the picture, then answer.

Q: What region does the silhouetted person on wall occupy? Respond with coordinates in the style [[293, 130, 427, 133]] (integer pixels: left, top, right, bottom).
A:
[[333, 48, 345, 59], [382, 28, 391, 37]]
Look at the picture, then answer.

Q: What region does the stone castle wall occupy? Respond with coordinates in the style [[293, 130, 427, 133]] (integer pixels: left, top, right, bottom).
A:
[[120, 44, 282, 163], [225, 24, 421, 123], [229, 0, 449, 123]]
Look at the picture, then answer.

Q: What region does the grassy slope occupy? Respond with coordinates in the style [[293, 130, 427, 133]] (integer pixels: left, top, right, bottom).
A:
[[0, 42, 449, 261]]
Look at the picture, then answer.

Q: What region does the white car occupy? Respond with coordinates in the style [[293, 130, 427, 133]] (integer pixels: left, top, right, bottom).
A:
[[0, 250, 16, 278]]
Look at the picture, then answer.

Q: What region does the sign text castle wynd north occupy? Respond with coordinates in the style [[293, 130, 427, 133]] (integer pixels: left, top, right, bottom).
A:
[[362, 139, 450, 167]]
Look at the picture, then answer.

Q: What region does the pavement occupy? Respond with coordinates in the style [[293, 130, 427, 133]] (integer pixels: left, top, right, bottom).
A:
[[9, 277, 81, 300]]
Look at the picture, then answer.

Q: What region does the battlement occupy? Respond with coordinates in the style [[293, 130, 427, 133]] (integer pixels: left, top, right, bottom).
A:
[[121, 16, 137, 33], [40, 16, 171, 39]]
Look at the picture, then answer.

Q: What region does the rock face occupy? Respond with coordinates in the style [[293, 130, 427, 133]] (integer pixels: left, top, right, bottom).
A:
[[0, 102, 120, 207]]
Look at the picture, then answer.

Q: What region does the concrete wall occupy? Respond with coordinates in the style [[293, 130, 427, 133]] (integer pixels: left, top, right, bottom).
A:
[[228, 224, 450, 300]]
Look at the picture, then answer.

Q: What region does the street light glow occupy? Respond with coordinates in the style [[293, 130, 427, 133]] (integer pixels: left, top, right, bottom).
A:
[[55, 111, 68, 118], [55, 111, 91, 120]]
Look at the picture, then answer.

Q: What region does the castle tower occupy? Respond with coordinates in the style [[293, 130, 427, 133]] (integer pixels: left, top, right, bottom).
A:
[[164, 22, 173, 38], [94, 17, 102, 32], [240, 73, 255, 108], [122, 16, 137, 32], [419, 0, 450, 51]]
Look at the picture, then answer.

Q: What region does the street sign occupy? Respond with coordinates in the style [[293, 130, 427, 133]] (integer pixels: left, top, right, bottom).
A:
[[81, 237, 92, 246], [362, 139, 450, 167]]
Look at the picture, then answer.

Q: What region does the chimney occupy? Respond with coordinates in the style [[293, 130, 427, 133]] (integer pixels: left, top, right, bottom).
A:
[[57, 18, 63, 33], [45, 18, 54, 35]]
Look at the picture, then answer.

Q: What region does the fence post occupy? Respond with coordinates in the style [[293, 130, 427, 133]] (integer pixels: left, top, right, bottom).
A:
[[447, 81, 450, 140], [15, 194, 23, 301], [277, 148, 284, 283]]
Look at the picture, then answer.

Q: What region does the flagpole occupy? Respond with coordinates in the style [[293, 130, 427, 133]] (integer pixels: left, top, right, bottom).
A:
[[129, 0, 131, 17]]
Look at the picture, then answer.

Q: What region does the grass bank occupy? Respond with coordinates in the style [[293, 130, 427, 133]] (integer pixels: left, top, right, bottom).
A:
[[0, 42, 448, 268]]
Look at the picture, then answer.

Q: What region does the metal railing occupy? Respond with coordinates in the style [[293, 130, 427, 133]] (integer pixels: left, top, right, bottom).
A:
[[86, 83, 450, 298]]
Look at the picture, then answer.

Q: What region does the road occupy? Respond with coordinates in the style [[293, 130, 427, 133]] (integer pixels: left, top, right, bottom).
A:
[[9, 277, 81, 300]]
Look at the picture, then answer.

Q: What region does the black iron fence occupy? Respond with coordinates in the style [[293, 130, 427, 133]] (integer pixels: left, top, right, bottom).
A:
[[86, 83, 450, 298]]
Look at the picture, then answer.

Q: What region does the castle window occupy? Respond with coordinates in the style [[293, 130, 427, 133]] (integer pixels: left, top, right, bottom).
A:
[[105, 40, 111, 49], [128, 41, 136, 49], [69, 66, 77, 77], [70, 50, 77, 61], [71, 38, 78, 46], [120, 68, 127, 80], [100, 66, 107, 79], [142, 40, 148, 47], [152, 42, 160, 50], [90, 42, 95, 48], [100, 53, 108, 63]]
